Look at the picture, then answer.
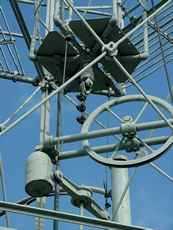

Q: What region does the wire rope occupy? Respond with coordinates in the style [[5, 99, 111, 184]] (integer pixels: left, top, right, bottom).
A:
[[150, 0, 173, 103], [83, 0, 93, 17], [1, 86, 41, 127]]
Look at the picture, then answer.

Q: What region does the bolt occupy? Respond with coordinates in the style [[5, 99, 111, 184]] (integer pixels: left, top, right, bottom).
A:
[[123, 116, 133, 122]]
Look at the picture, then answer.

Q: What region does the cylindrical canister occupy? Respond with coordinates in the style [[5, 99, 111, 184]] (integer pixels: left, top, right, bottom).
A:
[[25, 151, 53, 197]]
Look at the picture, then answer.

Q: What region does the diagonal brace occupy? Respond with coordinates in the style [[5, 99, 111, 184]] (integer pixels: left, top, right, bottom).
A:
[[54, 170, 109, 220]]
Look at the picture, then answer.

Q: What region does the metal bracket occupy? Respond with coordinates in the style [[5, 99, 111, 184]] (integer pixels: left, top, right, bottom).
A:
[[54, 170, 109, 220], [120, 116, 136, 139], [102, 41, 118, 57]]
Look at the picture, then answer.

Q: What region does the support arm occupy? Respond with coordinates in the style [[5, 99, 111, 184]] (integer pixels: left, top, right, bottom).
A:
[[54, 170, 109, 220]]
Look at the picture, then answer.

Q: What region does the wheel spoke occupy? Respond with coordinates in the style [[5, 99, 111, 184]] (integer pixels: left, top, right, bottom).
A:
[[134, 102, 148, 123], [106, 107, 123, 122], [94, 118, 121, 141], [111, 137, 125, 159], [136, 136, 153, 154]]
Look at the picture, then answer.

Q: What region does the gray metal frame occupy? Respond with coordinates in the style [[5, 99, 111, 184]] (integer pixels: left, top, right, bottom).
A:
[[1, 0, 172, 229], [0, 201, 151, 230]]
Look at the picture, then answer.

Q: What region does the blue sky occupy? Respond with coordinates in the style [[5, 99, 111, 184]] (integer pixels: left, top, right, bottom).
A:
[[0, 0, 173, 229]]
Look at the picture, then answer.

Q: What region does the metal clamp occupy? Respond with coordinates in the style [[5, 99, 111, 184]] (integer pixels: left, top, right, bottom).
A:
[[102, 42, 118, 56]]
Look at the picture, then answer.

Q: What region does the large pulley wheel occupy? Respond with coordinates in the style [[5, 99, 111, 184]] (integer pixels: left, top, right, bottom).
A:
[[81, 95, 173, 167]]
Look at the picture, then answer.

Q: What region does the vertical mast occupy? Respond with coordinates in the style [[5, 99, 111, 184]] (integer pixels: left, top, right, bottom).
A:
[[37, 1, 55, 230], [112, 0, 124, 28], [111, 156, 131, 227], [111, 1, 130, 226]]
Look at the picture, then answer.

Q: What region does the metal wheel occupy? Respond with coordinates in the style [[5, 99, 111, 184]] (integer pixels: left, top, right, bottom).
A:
[[81, 95, 173, 167]]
